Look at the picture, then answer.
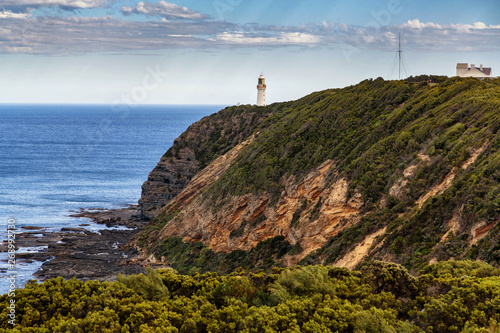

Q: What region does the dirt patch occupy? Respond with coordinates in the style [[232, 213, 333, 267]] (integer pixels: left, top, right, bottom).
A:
[[440, 213, 461, 243], [403, 164, 418, 178], [462, 141, 489, 170], [334, 226, 387, 270], [416, 168, 457, 208], [389, 179, 408, 199], [418, 153, 431, 163], [471, 222, 496, 245]]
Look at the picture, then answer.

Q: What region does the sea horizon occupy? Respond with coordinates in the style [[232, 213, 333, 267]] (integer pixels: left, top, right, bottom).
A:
[[0, 103, 232, 107]]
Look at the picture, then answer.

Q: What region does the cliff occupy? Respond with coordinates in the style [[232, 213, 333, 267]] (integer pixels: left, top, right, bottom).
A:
[[139, 104, 274, 219], [136, 76, 500, 274]]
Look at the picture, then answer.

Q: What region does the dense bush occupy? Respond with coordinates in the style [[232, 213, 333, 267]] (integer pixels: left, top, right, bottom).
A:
[[2, 261, 500, 332]]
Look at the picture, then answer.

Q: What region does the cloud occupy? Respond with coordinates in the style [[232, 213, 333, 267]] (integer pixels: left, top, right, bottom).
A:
[[216, 31, 319, 46], [400, 19, 442, 30], [6, 46, 33, 53], [316, 19, 500, 53], [0, 0, 109, 12], [393, 19, 500, 51], [0, 15, 234, 54], [122, 1, 208, 20], [0, 11, 499, 55], [0, 10, 32, 19], [400, 19, 500, 33]]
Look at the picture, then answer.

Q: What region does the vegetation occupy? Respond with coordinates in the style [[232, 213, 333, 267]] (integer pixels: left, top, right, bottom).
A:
[[205, 77, 500, 208], [150, 236, 294, 275], [3, 261, 500, 332], [143, 76, 500, 273], [165, 104, 279, 170]]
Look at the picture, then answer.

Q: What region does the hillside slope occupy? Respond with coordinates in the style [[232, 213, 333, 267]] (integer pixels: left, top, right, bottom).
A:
[[139, 104, 275, 219], [136, 76, 500, 274]]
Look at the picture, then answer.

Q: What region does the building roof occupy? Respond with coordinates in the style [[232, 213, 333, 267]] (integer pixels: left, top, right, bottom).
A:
[[457, 63, 492, 76], [476, 67, 492, 76]]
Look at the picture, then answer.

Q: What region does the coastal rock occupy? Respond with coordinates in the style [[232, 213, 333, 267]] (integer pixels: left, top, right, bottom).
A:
[[5, 206, 148, 282], [37, 228, 145, 281], [139, 149, 198, 220]]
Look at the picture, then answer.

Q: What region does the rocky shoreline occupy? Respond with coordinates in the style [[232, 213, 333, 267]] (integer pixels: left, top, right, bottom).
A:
[[1, 205, 147, 283]]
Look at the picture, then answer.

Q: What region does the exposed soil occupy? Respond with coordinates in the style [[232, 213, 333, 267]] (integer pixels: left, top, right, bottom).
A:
[[335, 226, 387, 270]]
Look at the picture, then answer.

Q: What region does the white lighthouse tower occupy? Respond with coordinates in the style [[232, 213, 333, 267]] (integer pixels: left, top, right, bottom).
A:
[[257, 74, 266, 106]]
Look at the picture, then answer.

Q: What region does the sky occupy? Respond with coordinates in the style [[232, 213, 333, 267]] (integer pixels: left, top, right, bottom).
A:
[[0, 0, 499, 105]]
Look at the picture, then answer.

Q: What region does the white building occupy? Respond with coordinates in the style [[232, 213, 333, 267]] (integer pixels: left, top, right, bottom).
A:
[[456, 63, 492, 78], [257, 74, 266, 106]]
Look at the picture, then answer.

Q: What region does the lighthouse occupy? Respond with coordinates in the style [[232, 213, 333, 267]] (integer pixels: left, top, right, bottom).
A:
[[257, 74, 266, 106]]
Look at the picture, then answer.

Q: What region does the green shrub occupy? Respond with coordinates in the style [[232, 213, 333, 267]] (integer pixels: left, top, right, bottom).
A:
[[117, 267, 170, 301], [270, 266, 337, 302]]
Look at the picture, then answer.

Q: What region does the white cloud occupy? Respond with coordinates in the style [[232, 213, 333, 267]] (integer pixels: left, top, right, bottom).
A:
[[6, 46, 33, 53], [122, 1, 208, 20], [401, 19, 500, 33], [217, 31, 319, 45], [448, 21, 500, 33], [401, 19, 442, 30], [0, 10, 31, 19]]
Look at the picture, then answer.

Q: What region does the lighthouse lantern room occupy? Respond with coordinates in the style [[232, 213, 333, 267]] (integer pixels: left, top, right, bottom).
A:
[[257, 74, 266, 106]]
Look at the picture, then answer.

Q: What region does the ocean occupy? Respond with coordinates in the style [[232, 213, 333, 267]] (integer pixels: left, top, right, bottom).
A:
[[0, 104, 224, 294]]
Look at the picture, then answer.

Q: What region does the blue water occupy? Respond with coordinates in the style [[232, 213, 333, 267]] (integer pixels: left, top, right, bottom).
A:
[[0, 104, 224, 293]]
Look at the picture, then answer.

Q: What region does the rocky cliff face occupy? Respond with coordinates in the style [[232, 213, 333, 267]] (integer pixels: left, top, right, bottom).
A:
[[148, 155, 364, 264], [139, 105, 274, 219], [139, 148, 198, 220], [137, 77, 500, 273]]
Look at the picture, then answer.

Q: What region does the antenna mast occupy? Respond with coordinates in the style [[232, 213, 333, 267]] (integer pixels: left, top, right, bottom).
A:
[[398, 32, 402, 80]]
